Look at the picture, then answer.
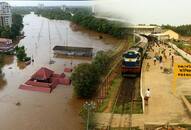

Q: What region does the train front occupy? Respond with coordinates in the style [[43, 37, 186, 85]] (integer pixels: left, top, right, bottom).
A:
[[121, 50, 142, 77]]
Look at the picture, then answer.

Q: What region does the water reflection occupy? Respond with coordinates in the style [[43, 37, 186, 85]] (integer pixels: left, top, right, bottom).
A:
[[16, 61, 27, 70], [0, 76, 7, 90], [2, 55, 14, 66]]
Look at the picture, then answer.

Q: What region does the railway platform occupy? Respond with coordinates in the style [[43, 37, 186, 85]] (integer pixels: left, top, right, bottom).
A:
[[95, 42, 191, 129]]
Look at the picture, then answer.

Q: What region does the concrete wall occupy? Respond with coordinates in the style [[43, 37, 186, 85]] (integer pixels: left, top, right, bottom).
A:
[[168, 42, 191, 62]]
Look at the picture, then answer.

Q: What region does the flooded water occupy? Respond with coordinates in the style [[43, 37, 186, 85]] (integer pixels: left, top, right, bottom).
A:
[[0, 13, 115, 130]]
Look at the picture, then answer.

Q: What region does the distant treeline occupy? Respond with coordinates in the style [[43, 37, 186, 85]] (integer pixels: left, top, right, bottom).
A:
[[72, 12, 128, 38], [162, 24, 191, 36], [12, 7, 37, 15], [35, 8, 129, 38], [0, 13, 23, 39], [36, 8, 72, 20]]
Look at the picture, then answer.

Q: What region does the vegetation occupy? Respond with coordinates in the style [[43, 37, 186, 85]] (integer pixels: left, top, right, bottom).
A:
[[80, 103, 96, 130], [71, 63, 99, 98], [92, 51, 111, 75], [162, 24, 191, 36], [110, 127, 141, 130], [35, 8, 129, 39], [71, 11, 127, 38], [12, 7, 37, 15], [185, 96, 191, 104], [97, 76, 122, 112], [36, 8, 72, 20], [15, 46, 31, 62], [71, 51, 111, 99], [0, 13, 23, 39], [173, 40, 191, 54]]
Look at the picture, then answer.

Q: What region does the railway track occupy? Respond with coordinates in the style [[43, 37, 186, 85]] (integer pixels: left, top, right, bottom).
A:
[[107, 77, 140, 130]]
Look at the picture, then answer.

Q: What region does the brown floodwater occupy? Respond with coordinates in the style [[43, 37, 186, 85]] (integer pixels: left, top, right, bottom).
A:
[[0, 13, 116, 130]]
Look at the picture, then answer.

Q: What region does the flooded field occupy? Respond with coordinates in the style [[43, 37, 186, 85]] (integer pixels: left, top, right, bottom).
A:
[[0, 13, 116, 130]]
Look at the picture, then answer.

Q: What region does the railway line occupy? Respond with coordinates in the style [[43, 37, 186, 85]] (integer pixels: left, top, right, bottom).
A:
[[107, 78, 140, 130], [105, 34, 147, 129]]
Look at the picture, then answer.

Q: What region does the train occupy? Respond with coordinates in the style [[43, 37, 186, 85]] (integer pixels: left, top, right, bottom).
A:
[[121, 35, 148, 77]]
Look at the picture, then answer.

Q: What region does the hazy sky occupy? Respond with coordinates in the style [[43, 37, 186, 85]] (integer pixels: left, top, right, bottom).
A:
[[6, 1, 93, 6], [96, 0, 191, 25], [5, 0, 191, 25]]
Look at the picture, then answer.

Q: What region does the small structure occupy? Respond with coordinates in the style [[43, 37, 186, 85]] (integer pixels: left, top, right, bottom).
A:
[[151, 29, 179, 41], [127, 25, 162, 35], [19, 67, 71, 93], [53, 45, 93, 58], [0, 38, 14, 52], [64, 67, 73, 73]]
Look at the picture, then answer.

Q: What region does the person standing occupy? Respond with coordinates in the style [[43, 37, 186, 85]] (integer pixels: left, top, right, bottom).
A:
[[153, 57, 157, 65], [160, 62, 163, 70], [171, 55, 174, 67], [144, 89, 151, 105], [146, 63, 150, 71]]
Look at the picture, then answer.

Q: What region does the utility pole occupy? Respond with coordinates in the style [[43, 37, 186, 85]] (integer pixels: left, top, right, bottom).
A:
[[83, 101, 96, 130], [133, 28, 135, 44]]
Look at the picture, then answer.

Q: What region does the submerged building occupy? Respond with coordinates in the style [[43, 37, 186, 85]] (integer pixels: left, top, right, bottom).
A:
[[0, 38, 14, 52], [19, 67, 71, 93], [0, 2, 12, 27]]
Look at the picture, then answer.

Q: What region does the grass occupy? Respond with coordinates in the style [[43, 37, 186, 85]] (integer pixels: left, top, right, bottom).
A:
[[178, 124, 191, 129], [113, 101, 143, 114], [110, 127, 141, 130], [96, 75, 122, 112], [185, 96, 191, 104], [173, 41, 191, 54]]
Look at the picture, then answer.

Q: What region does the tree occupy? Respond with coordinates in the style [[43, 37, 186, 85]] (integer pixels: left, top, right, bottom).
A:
[[71, 63, 99, 98], [15, 46, 27, 61], [1, 26, 11, 38], [92, 51, 111, 75]]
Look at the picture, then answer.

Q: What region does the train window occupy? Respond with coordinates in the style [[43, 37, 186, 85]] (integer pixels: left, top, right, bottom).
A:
[[124, 52, 138, 58]]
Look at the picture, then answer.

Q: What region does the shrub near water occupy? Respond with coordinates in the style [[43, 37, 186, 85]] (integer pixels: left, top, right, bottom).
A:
[[71, 63, 99, 98], [92, 51, 111, 75], [71, 51, 111, 99]]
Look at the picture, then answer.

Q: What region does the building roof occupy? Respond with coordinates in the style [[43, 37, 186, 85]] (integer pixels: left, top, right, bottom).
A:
[[31, 67, 54, 80], [0, 38, 12, 43]]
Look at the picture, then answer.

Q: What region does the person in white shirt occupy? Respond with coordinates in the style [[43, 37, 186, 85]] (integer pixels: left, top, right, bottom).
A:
[[144, 89, 151, 105]]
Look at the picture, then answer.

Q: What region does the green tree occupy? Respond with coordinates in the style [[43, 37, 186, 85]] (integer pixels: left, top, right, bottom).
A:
[[71, 63, 99, 98], [15, 46, 27, 61], [1, 26, 11, 38], [92, 51, 111, 75]]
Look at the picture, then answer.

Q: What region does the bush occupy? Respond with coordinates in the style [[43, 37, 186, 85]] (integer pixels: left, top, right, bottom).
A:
[[71, 51, 112, 99], [92, 51, 111, 75], [71, 63, 99, 98], [15, 46, 31, 62]]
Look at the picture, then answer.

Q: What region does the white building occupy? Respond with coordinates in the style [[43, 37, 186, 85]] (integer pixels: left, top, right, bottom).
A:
[[127, 25, 161, 35], [0, 2, 12, 27], [61, 5, 66, 12], [38, 3, 44, 9]]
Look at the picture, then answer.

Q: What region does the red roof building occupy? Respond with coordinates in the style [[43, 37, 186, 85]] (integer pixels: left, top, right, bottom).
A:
[[31, 67, 54, 80], [19, 67, 71, 93]]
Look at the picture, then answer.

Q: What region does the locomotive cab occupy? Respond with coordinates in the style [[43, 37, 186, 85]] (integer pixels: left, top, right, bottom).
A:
[[122, 50, 142, 77]]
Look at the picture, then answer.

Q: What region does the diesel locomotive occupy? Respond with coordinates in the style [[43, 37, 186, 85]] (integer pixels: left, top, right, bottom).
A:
[[121, 35, 148, 77]]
